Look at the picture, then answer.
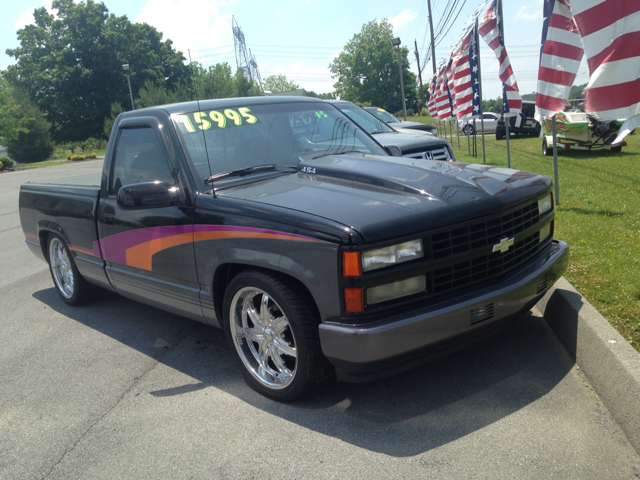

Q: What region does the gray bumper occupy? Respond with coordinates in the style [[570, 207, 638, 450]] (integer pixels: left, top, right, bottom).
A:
[[319, 240, 569, 378]]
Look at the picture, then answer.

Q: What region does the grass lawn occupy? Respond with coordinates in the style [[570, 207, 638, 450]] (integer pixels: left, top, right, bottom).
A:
[[11, 148, 106, 171], [408, 115, 640, 352]]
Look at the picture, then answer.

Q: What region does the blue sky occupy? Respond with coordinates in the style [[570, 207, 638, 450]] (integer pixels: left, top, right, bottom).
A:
[[1, 0, 589, 100]]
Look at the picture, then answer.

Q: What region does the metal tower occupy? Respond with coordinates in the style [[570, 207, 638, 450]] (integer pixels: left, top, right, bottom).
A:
[[232, 16, 262, 89]]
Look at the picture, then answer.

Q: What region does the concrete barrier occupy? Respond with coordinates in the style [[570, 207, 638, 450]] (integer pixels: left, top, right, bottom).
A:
[[537, 276, 640, 454]]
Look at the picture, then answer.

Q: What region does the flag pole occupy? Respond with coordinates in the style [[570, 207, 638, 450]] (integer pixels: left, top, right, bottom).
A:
[[552, 114, 560, 205], [497, 0, 512, 168], [475, 18, 486, 163]]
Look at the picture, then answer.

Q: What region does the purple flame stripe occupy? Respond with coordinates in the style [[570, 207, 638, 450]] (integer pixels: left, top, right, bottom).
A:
[[97, 225, 322, 266]]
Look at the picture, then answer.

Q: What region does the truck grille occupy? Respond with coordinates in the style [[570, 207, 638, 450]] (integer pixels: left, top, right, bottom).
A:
[[404, 146, 451, 161], [430, 201, 539, 260]]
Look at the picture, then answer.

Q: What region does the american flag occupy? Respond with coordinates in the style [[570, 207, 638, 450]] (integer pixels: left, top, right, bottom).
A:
[[571, 1, 640, 120], [452, 23, 482, 120], [478, 0, 522, 117], [435, 64, 454, 120], [427, 74, 439, 119], [535, 0, 584, 119]]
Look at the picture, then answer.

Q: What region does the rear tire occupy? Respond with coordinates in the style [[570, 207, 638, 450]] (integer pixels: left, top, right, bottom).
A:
[[48, 234, 103, 306], [463, 124, 474, 136], [223, 270, 334, 401], [542, 138, 553, 156], [495, 128, 504, 140]]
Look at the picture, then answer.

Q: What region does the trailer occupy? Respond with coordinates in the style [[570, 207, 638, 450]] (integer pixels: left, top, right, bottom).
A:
[[541, 111, 628, 155]]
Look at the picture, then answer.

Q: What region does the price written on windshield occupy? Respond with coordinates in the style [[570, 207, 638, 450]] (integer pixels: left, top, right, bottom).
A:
[[177, 107, 259, 133]]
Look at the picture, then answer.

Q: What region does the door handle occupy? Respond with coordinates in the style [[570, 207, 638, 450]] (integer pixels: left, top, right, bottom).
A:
[[104, 214, 114, 225]]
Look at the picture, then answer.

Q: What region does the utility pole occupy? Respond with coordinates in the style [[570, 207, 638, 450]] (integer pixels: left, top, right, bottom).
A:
[[414, 40, 423, 89], [392, 37, 408, 121], [427, 0, 437, 74], [122, 64, 135, 111]]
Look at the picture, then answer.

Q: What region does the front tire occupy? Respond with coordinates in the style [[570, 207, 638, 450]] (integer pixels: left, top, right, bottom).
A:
[[542, 138, 553, 156], [223, 270, 334, 401], [463, 124, 474, 136], [495, 128, 504, 140], [48, 234, 102, 305]]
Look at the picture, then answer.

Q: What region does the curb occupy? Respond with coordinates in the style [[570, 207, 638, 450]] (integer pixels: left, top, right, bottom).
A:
[[537, 276, 640, 454]]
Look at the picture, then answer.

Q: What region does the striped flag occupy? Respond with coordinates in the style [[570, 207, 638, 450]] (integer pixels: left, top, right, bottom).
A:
[[435, 64, 454, 120], [427, 74, 438, 119], [452, 23, 482, 120], [479, 0, 522, 117], [571, 1, 640, 120], [535, 0, 584, 120]]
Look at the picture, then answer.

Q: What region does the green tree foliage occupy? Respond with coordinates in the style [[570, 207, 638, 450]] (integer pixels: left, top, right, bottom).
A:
[[5, 0, 191, 143], [234, 71, 260, 98], [482, 97, 504, 114], [5, 89, 53, 163], [569, 83, 587, 100], [103, 102, 124, 139], [329, 19, 418, 112], [195, 62, 236, 100], [0, 74, 28, 144], [307, 91, 337, 100], [263, 74, 299, 93]]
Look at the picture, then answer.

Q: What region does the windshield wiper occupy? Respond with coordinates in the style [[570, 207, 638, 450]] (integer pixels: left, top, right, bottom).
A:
[[312, 149, 362, 160], [205, 164, 296, 184]]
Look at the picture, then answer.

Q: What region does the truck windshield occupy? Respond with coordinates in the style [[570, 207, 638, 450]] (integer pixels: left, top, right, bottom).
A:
[[171, 102, 387, 180]]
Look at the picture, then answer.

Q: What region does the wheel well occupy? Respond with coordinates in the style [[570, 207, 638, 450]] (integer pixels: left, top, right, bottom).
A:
[[39, 230, 51, 261], [212, 264, 321, 325]]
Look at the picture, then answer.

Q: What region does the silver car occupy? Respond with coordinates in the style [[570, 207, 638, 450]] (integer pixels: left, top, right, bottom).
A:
[[459, 112, 500, 135]]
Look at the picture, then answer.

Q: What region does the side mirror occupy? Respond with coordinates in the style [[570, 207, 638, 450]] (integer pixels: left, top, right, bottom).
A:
[[385, 145, 403, 157], [117, 182, 172, 208]]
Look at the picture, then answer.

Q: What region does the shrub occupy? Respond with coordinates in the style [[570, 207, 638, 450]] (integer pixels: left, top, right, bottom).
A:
[[86, 152, 97, 159], [6, 115, 54, 164], [421, 107, 429, 116], [0, 157, 13, 170], [70, 154, 86, 161]]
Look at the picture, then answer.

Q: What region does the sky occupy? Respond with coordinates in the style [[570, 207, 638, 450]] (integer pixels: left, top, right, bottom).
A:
[[1, 0, 590, 100]]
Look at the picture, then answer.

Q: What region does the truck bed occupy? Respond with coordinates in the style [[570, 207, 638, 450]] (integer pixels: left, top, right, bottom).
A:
[[19, 181, 110, 290]]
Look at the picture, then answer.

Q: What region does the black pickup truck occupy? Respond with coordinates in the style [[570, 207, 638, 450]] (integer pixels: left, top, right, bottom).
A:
[[20, 96, 568, 401]]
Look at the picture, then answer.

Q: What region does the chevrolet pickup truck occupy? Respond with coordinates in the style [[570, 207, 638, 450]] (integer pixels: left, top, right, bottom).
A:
[[20, 96, 568, 401]]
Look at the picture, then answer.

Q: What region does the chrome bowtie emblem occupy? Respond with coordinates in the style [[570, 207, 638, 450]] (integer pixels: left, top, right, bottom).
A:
[[492, 237, 514, 253]]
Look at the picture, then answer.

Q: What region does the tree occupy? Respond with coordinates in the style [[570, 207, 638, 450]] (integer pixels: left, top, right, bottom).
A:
[[329, 19, 418, 112], [0, 74, 27, 144], [196, 63, 237, 100], [234, 71, 261, 97], [4, 87, 53, 163], [5, 0, 191, 143], [263, 74, 299, 93], [307, 91, 337, 100]]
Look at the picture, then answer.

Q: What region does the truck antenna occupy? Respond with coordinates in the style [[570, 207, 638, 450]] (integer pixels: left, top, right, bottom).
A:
[[188, 49, 215, 194]]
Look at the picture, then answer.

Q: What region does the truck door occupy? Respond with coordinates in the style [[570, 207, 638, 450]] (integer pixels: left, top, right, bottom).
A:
[[98, 116, 203, 321]]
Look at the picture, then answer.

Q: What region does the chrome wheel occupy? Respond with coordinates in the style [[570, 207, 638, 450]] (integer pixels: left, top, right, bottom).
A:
[[50, 237, 74, 298], [229, 286, 298, 389]]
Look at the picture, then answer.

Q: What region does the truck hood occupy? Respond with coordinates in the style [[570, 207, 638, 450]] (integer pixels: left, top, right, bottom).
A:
[[371, 131, 446, 151], [219, 154, 551, 244]]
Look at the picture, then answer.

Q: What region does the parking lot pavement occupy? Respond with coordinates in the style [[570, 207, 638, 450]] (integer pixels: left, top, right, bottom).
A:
[[2, 163, 640, 479]]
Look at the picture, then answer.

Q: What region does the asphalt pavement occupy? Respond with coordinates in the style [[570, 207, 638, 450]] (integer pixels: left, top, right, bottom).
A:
[[1, 161, 639, 479]]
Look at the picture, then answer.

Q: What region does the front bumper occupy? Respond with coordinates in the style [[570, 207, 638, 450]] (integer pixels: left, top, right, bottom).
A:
[[319, 240, 568, 381]]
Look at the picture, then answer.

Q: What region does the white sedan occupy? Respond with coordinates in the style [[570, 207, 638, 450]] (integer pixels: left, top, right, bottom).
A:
[[459, 112, 500, 135]]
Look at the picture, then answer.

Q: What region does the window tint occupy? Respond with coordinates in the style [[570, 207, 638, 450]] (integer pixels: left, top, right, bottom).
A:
[[110, 127, 174, 195]]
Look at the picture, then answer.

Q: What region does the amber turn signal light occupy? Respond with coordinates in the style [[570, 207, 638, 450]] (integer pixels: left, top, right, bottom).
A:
[[342, 251, 362, 277], [344, 288, 364, 313]]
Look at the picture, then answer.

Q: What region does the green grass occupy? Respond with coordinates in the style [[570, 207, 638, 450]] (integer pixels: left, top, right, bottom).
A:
[[12, 148, 106, 170], [408, 115, 640, 351]]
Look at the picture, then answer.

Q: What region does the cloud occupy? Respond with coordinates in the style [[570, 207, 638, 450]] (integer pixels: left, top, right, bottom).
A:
[[14, 7, 37, 31], [135, 0, 234, 60], [389, 9, 416, 30]]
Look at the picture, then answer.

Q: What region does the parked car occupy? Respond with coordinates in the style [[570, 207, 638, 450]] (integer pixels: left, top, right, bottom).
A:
[[364, 106, 438, 135], [20, 96, 567, 401], [459, 112, 501, 135], [496, 101, 542, 139], [331, 101, 456, 162]]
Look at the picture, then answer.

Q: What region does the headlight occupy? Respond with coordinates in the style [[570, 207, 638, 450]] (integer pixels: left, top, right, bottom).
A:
[[366, 275, 426, 305], [362, 239, 423, 272], [538, 194, 552, 215]]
